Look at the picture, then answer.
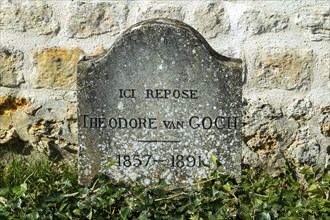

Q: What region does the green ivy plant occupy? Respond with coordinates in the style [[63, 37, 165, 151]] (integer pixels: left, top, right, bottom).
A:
[[0, 155, 329, 220]]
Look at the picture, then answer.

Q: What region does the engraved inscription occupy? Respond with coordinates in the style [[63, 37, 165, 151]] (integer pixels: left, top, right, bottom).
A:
[[77, 19, 242, 186]]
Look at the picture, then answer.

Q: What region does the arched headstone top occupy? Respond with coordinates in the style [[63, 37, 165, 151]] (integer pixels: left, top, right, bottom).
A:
[[81, 18, 241, 65]]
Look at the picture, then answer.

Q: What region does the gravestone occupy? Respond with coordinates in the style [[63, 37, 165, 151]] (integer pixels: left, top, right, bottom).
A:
[[77, 18, 242, 186]]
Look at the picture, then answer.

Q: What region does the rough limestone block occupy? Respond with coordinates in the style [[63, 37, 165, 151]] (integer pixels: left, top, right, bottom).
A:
[[0, 2, 59, 35], [67, 2, 129, 38], [32, 48, 84, 90], [294, 3, 330, 41], [243, 98, 329, 174], [0, 47, 24, 87], [238, 10, 288, 35], [253, 48, 313, 91], [285, 127, 322, 167], [242, 99, 298, 175], [0, 126, 17, 145], [0, 95, 31, 145], [0, 95, 29, 116], [321, 106, 330, 137], [284, 99, 313, 121], [137, 4, 184, 22], [0, 91, 78, 162], [193, 3, 230, 39]]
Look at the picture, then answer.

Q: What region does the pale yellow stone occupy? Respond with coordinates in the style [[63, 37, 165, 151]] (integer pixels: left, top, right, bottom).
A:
[[239, 10, 288, 35], [193, 3, 230, 39], [294, 3, 330, 41], [67, 2, 128, 38], [32, 47, 84, 89], [138, 5, 184, 22], [254, 48, 313, 90], [0, 2, 59, 34]]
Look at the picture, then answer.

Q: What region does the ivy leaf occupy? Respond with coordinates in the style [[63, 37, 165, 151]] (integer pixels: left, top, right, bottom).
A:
[[306, 215, 316, 220], [282, 190, 295, 203], [153, 188, 166, 197], [46, 192, 64, 203], [306, 184, 319, 192], [239, 203, 250, 216], [137, 210, 149, 220], [256, 212, 271, 220], [87, 208, 93, 220], [60, 178, 72, 188], [73, 208, 81, 216], [322, 173, 330, 182], [223, 184, 234, 195], [55, 212, 68, 219], [25, 212, 40, 220], [79, 187, 90, 198], [105, 158, 118, 170], [300, 166, 314, 176], [295, 200, 303, 208], [0, 196, 7, 206], [0, 188, 9, 196], [59, 202, 68, 212], [212, 185, 219, 197], [120, 207, 130, 219], [37, 179, 46, 184], [13, 183, 27, 197], [211, 155, 221, 168]]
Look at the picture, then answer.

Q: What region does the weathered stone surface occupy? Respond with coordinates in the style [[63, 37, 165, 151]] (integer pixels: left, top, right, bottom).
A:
[[0, 95, 29, 116], [0, 2, 59, 35], [193, 3, 230, 39], [285, 127, 321, 167], [0, 125, 17, 144], [32, 47, 84, 89], [285, 99, 313, 121], [239, 10, 288, 35], [294, 3, 330, 41], [137, 5, 184, 22], [253, 48, 313, 91], [322, 120, 330, 137], [243, 98, 330, 174], [28, 119, 60, 138], [0, 95, 31, 150], [0, 91, 78, 163], [242, 99, 283, 138], [78, 19, 242, 186], [88, 47, 107, 57], [321, 106, 330, 137], [65, 105, 78, 145], [242, 142, 260, 169], [25, 118, 76, 160], [0, 47, 24, 87], [67, 2, 128, 38], [242, 99, 298, 175]]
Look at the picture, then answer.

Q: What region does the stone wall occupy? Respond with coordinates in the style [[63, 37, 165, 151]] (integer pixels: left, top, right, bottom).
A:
[[1, 0, 329, 175]]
